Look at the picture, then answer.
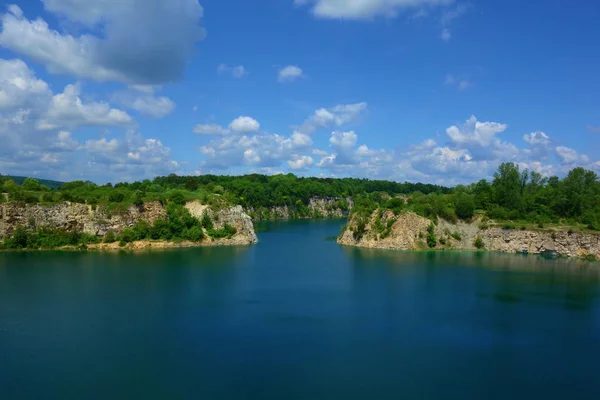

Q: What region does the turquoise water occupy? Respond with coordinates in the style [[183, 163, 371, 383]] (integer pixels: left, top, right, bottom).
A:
[[1, 220, 600, 399]]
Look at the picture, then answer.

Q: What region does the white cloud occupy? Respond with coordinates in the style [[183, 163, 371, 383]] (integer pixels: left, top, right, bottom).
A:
[[298, 102, 368, 133], [288, 155, 314, 170], [0, 58, 180, 181], [194, 116, 261, 135], [446, 115, 507, 148], [129, 96, 175, 118], [0, 2, 205, 84], [113, 89, 175, 118], [193, 123, 231, 135], [128, 84, 157, 94], [296, 0, 453, 20], [0, 58, 51, 109], [278, 65, 304, 82], [229, 116, 260, 133], [524, 131, 550, 146], [218, 64, 247, 78], [37, 83, 133, 130], [556, 146, 590, 165]]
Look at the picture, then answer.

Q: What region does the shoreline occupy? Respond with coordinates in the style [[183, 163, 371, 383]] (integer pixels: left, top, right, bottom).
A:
[[0, 238, 258, 252]]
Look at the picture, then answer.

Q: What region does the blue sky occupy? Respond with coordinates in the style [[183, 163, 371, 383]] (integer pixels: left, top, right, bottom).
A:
[[1, 0, 599, 184]]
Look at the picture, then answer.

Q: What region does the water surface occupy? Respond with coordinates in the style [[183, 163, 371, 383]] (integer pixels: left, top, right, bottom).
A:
[[1, 220, 600, 399]]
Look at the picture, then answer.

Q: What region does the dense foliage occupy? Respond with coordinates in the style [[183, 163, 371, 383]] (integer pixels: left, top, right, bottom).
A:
[[348, 163, 600, 232]]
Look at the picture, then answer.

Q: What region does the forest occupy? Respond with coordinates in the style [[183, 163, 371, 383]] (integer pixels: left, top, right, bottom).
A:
[[2, 162, 600, 243]]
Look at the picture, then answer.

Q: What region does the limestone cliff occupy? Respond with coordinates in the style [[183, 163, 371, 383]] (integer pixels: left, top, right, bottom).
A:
[[0, 200, 257, 247], [245, 196, 353, 221], [338, 209, 600, 259]]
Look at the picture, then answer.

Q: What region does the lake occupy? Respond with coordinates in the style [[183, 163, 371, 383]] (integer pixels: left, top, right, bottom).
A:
[[1, 220, 600, 399]]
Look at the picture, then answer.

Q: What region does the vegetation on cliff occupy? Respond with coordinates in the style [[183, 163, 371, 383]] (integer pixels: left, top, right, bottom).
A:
[[348, 163, 600, 233], [0, 201, 238, 251]]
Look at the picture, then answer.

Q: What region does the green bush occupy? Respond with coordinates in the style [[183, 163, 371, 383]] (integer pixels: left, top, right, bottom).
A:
[[474, 236, 485, 249], [201, 213, 214, 230], [455, 193, 475, 220], [426, 223, 437, 248], [208, 224, 237, 239], [103, 231, 116, 243]]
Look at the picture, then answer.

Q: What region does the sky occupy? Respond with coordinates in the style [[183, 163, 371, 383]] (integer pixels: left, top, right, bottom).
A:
[[0, 0, 599, 185]]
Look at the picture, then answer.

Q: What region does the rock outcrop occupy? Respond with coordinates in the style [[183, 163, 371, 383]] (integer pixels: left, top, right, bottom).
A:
[[246, 196, 353, 221], [338, 209, 600, 259], [0, 200, 257, 247]]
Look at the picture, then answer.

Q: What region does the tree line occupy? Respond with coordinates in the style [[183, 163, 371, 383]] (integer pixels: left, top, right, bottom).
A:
[[2, 163, 600, 231]]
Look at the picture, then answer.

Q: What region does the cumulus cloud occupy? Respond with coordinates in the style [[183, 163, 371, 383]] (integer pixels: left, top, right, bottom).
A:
[[199, 132, 312, 170], [278, 65, 304, 82], [0, 57, 180, 181], [556, 146, 590, 165], [288, 155, 314, 170], [295, 0, 452, 20], [218, 64, 247, 78], [113, 89, 175, 118], [0, 2, 205, 84], [194, 116, 261, 135], [229, 116, 260, 133], [297, 102, 368, 133], [0, 58, 50, 109], [37, 83, 133, 130]]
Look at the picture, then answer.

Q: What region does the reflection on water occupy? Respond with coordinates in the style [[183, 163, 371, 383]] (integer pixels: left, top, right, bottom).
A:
[[342, 246, 600, 312]]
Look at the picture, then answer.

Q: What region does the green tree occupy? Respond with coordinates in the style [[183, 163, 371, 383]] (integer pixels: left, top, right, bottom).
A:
[[455, 193, 475, 220], [493, 162, 522, 209]]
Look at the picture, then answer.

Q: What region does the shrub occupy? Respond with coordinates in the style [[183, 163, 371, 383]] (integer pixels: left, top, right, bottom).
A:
[[108, 192, 125, 203], [183, 226, 204, 242], [474, 236, 485, 249], [103, 231, 116, 243], [208, 224, 237, 239], [169, 191, 186, 205], [12, 227, 29, 249], [451, 232, 462, 241], [502, 223, 516, 230], [353, 218, 367, 241], [426, 223, 437, 248], [455, 193, 475, 220], [201, 213, 214, 230], [118, 228, 135, 243]]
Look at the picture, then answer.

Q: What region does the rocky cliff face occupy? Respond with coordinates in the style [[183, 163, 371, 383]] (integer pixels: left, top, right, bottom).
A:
[[185, 201, 257, 245], [338, 210, 600, 259], [246, 196, 353, 221], [0, 201, 257, 246]]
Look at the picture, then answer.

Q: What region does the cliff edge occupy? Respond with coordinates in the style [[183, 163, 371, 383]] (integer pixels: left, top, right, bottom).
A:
[[0, 200, 257, 249], [338, 209, 600, 259]]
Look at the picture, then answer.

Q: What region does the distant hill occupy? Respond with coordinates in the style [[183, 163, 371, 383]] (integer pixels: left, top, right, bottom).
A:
[[5, 176, 65, 190]]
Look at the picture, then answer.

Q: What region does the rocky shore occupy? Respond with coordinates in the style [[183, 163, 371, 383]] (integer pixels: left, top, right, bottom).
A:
[[338, 210, 600, 259], [0, 200, 258, 248]]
